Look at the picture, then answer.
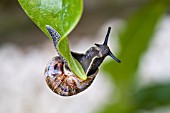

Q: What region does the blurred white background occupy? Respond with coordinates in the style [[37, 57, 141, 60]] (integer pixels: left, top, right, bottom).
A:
[[0, 0, 170, 113], [0, 16, 170, 113]]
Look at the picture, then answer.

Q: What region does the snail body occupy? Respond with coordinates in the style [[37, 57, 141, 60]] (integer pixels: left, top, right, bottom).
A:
[[44, 25, 120, 96]]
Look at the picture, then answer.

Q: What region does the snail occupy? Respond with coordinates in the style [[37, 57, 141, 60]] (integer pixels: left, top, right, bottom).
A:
[[44, 25, 121, 96]]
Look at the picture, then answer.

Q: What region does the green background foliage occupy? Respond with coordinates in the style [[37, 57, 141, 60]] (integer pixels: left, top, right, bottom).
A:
[[101, 0, 170, 113]]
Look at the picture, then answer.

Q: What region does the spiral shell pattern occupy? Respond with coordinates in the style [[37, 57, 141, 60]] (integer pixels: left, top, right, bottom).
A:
[[44, 56, 98, 96]]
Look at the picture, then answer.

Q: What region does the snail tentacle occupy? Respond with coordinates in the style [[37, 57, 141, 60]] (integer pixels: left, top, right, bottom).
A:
[[46, 25, 68, 65], [109, 51, 121, 63], [103, 27, 111, 45]]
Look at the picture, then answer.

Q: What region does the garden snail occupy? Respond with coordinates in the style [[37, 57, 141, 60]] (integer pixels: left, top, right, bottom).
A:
[[44, 25, 121, 96]]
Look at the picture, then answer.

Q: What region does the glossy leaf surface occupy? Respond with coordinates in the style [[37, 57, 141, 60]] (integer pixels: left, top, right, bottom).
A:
[[18, 0, 87, 80]]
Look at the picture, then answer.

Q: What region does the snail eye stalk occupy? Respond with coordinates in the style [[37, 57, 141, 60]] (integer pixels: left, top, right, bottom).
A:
[[103, 27, 111, 45]]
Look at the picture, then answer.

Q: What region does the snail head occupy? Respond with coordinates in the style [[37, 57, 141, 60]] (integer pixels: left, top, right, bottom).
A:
[[95, 27, 121, 63]]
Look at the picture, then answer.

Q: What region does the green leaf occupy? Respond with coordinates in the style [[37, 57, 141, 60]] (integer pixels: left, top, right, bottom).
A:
[[134, 83, 170, 110], [58, 37, 87, 80], [18, 0, 87, 80]]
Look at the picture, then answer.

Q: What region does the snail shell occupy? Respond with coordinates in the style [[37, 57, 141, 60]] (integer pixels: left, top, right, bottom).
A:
[[45, 56, 98, 96], [44, 25, 120, 96]]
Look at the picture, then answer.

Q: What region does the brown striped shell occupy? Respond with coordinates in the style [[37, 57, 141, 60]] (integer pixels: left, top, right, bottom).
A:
[[44, 56, 98, 96]]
